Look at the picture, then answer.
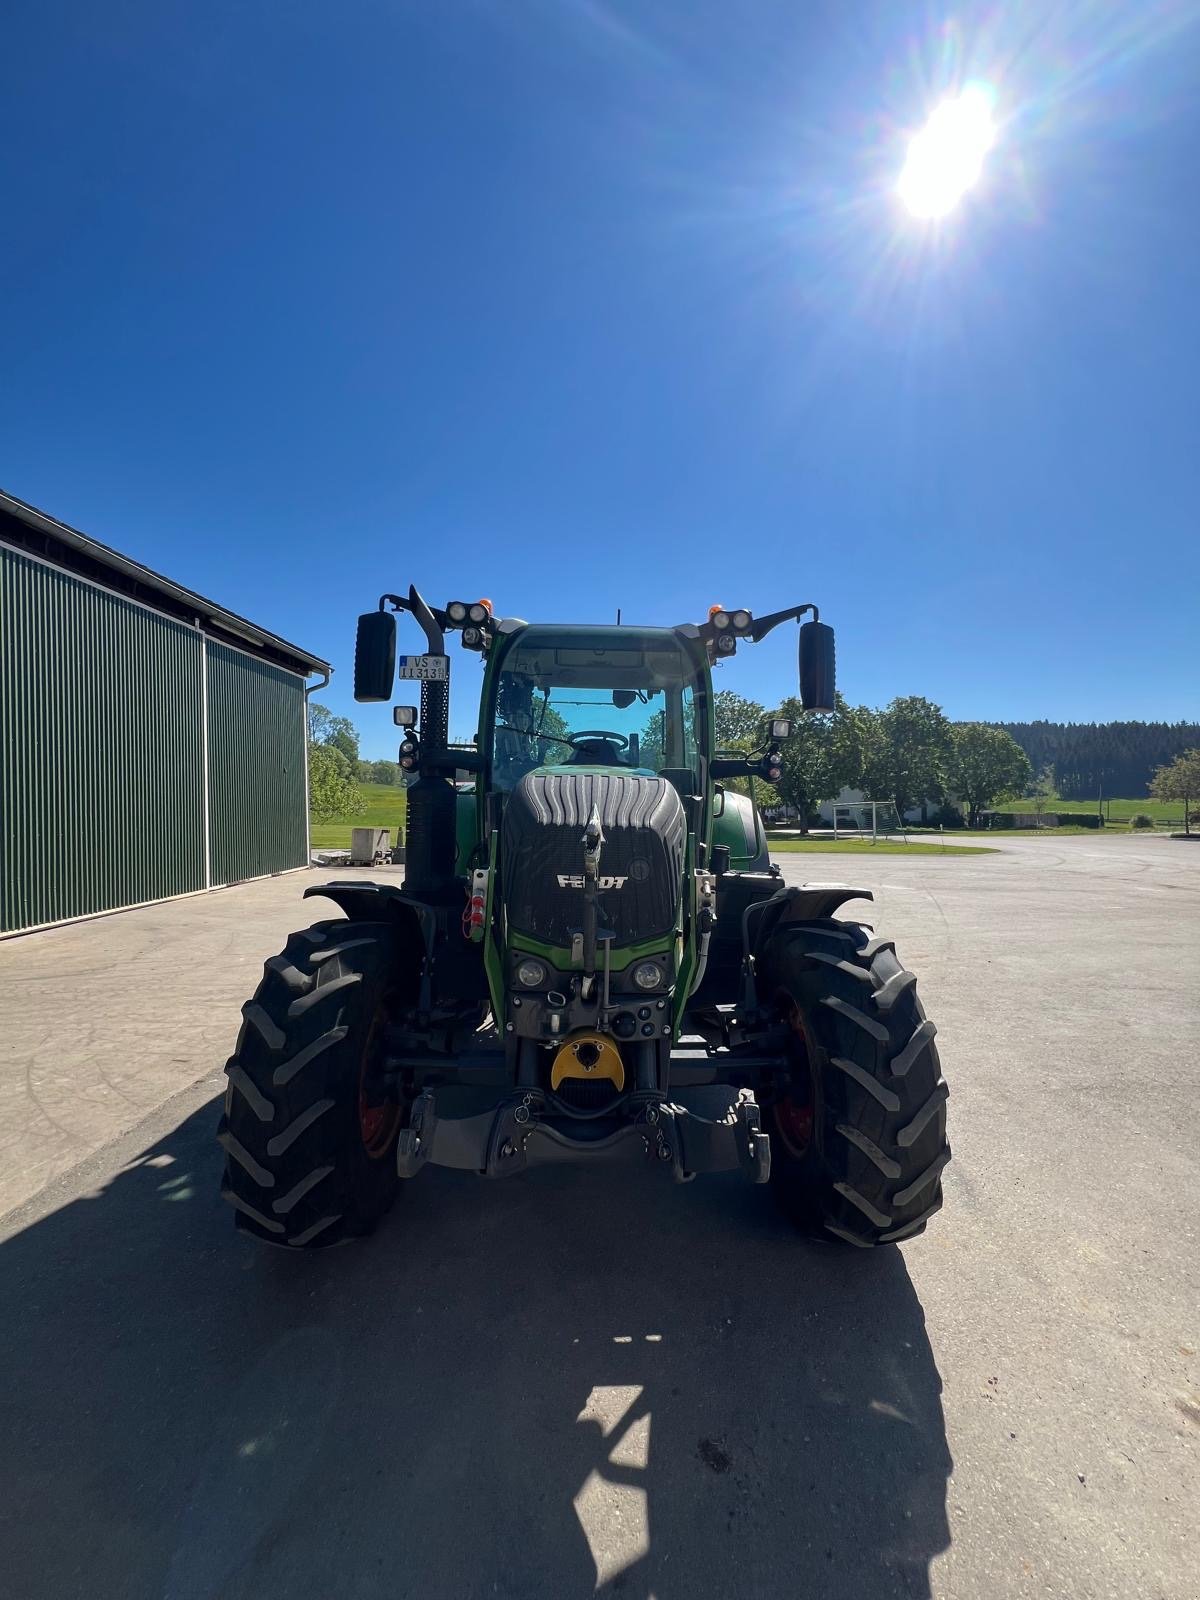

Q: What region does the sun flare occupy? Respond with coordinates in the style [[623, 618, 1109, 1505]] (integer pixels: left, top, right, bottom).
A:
[[898, 85, 996, 219]]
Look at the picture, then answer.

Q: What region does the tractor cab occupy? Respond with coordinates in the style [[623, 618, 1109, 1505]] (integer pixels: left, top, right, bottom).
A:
[[486, 624, 705, 797], [483, 624, 709, 868]]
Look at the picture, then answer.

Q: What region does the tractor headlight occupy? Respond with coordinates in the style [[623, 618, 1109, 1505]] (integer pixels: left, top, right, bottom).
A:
[[516, 958, 548, 989], [715, 632, 736, 655], [730, 608, 752, 631], [632, 960, 663, 991], [468, 602, 490, 624], [446, 600, 469, 623], [710, 609, 731, 631]]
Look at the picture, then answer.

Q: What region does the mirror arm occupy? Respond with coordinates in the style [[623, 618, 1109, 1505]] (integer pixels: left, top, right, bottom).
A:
[[377, 591, 452, 634], [747, 602, 819, 643], [712, 753, 782, 781], [425, 748, 482, 775], [408, 584, 445, 654]]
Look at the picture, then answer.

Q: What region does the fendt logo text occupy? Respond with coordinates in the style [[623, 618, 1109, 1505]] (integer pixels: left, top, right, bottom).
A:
[[557, 874, 628, 889]]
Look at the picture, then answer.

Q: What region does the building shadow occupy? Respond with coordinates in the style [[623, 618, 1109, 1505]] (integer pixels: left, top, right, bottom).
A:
[[0, 1096, 951, 1599]]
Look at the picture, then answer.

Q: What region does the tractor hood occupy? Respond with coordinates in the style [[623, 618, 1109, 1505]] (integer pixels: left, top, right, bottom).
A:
[[501, 769, 686, 950]]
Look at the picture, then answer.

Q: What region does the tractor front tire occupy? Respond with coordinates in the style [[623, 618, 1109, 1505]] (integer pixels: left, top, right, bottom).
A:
[[219, 919, 408, 1248], [760, 919, 950, 1247]]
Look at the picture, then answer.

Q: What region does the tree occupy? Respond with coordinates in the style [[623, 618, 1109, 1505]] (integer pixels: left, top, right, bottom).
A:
[[308, 702, 336, 743], [713, 690, 767, 750], [859, 697, 953, 820], [308, 702, 360, 765], [855, 706, 890, 808], [1027, 764, 1057, 825], [496, 691, 573, 770], [774, 694, 866, 833], [706, 690, 767, 799], [996, 719, 1200, 800], [365, 759, 398, 786], [946, 725, 1031, 828], [1150, 747, 1200, 835], [530, 695, 572, 764], [308, 743, 365, 823]]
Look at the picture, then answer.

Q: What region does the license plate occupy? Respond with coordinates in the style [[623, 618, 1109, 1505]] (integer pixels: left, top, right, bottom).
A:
[[397, 654, 449, 682]]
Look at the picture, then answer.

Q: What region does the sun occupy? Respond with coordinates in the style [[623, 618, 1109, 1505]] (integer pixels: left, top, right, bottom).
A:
[[898, 85, 997, 219]]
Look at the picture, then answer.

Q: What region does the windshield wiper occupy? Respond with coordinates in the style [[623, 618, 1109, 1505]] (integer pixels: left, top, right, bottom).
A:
[[494, 723, 573, 748]]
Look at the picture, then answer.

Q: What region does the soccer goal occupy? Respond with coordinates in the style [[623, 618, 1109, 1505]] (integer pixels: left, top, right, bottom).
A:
[[831, 801, 908, 844]]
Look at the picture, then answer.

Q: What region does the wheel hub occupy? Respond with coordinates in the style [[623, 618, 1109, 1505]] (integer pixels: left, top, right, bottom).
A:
[[359, 1010, 402, 1158], [773, 994, 815, 1159]]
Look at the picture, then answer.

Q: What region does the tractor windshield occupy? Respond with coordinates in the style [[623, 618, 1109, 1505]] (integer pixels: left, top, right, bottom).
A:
[[489, 628, 705, 793]]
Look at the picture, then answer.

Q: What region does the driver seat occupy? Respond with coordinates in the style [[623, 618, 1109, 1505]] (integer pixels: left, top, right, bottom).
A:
[[566, 739, 627, 767]]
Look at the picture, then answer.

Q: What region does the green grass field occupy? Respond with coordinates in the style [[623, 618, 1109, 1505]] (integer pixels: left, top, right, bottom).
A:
[[310, 783, 407, 849], [1011, 796, 1179, 822], [957, 826, 1138, 837], [767, 838, 996, 856], [905, 797, 1185, 834], [309, 788, 1183, 853]]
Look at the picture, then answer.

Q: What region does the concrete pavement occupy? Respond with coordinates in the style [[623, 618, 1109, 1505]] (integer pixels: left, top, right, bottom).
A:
[[0, 837, 1197, 1598]]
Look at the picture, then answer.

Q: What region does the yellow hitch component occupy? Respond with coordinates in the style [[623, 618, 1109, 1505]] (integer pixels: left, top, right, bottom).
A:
[[550, 1032, 625, 1092]]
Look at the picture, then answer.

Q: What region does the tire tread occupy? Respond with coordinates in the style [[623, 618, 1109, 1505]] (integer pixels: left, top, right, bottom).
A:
[[219, 920, 413, 1248], [762, 919, 950, 1246]]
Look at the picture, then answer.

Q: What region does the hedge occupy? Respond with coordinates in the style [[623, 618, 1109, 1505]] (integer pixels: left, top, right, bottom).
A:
[[984, 812, 1104, 829]]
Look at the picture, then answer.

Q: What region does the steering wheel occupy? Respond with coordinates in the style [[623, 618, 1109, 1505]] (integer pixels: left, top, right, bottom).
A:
[[568, 730, 629, 750]]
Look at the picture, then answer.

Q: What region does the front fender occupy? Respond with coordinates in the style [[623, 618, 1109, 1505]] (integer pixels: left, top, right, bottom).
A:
[[768, 883, 873, 924], [746, 881, 874, 964], [303, 879, 437, 955]]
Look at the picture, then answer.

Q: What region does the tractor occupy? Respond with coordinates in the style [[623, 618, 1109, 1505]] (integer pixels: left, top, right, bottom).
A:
[[220, 590, 949, 1248]]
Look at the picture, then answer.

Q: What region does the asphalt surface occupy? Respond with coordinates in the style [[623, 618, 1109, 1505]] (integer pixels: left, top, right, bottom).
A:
[[1, 837, 1197, 1599]]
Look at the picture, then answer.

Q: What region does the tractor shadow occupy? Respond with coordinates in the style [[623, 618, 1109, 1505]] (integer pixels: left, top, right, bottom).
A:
[[0, 1094, 951, 1600]]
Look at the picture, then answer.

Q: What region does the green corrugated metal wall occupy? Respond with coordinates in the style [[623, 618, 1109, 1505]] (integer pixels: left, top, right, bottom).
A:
[[1, 546, 310, 934], [206, 640, 307, 888], [1, 546, 206, 932]]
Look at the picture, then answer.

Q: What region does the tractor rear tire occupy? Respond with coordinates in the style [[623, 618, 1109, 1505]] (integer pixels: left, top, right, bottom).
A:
[[759, 919, 949, 1247], [219, 919, 409, 1248]]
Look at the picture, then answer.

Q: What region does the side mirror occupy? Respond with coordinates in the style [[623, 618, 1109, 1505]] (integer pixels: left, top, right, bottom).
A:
[[354, 611, 397, 701], [799, 620, 835, 712]]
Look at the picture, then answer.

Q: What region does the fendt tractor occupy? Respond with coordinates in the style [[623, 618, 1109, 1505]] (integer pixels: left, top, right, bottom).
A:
[[220, 590, 950, 1249]]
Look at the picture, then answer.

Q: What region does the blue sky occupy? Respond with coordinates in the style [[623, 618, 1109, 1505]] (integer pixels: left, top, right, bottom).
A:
[[3, 1, 1198, 757]]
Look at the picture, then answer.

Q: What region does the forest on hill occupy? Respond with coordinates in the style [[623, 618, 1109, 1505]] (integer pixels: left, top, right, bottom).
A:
[[994, 721, 1200, 799]]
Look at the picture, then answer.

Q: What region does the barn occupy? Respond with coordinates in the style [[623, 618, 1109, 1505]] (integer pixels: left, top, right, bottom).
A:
[[1, 488, 328, 936]]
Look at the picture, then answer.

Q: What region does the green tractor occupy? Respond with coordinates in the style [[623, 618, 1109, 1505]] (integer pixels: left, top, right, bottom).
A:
[[220, 591, 949, 1249]]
